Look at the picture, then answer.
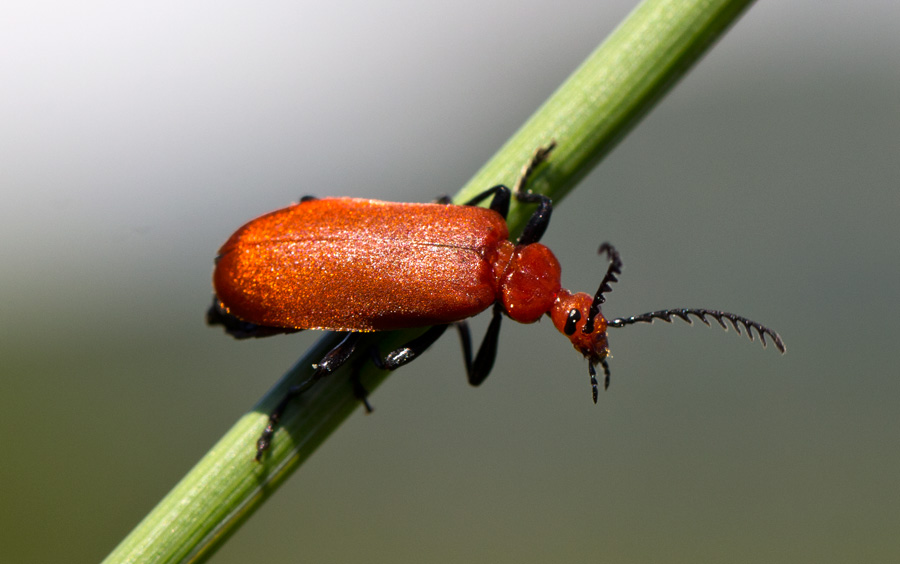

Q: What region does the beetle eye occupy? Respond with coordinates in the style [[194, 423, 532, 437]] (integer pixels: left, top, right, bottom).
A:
[[564, 309, 580, 335]]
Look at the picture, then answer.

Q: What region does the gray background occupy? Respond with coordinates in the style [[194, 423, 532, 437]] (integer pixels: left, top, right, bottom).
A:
[[2, 1, 898, 562]]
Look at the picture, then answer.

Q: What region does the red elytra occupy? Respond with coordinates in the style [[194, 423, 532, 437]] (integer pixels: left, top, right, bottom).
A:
[[213, 198, 564, 331], [208, 145, 784, 460]]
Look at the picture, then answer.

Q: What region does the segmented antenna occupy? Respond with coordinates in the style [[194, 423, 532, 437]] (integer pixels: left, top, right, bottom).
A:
[[582, 243, 623, 335], [608, 308, 786, 353]]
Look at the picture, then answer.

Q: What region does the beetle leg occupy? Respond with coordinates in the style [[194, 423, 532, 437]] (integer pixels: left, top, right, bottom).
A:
[[460, 184, 511, 219], [458, 142, 556, 222], [256, 332, 361, 461], [457, 302, 504, 387], [207, 297, 301, 339], [515, 195, 552, 246], [512, 142, 556, 196], [510, 142, 556, 245], [351, 357, 375, 414], [372, 325, 451, 370]]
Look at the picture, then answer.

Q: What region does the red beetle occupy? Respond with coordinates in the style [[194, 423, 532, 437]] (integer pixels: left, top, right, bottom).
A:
[[208, 145, 785, 459]]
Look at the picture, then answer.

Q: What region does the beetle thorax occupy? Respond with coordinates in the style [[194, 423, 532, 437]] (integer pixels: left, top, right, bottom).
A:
[[498, 242, 562, 324]]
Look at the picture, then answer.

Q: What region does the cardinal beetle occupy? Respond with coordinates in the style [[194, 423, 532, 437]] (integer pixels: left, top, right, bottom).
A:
[[208, 143, 785, 460]]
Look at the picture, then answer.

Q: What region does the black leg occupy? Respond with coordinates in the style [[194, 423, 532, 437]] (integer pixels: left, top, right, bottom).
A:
[[207, 296, 300, 339], [458, 143, 556, 233], [515, 195, 552, 246], [456, 320, 474, 377], [460, 184, 511, 218], [351, 358, 375, 414], [256, 332, 361, 461], [513, 142, 555, 196], [512, 143, 555, 245], [455, 302, 504, 387], [371, 325, 451, 370], [366, 304, 503, 390]]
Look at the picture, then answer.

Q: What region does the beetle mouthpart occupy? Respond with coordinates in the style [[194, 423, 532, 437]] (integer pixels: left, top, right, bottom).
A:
[[587, 357, 612, 403]]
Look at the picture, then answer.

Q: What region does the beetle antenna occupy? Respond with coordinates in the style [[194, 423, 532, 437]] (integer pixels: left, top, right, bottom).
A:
[[583, 243, 623, 335], [608, 309, 786, 353]]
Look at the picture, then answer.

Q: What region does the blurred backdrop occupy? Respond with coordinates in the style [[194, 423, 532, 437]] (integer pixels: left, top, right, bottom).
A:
[[2, 1, 898, 563]]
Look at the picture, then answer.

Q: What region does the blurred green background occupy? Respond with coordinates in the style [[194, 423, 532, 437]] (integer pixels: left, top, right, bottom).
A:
[[2, 1, 898, 563]]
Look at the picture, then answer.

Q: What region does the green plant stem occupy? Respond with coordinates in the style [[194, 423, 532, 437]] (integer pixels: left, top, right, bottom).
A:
[[102, 0, 756, 562]]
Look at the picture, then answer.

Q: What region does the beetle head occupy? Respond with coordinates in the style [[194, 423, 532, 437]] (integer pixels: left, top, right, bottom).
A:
[[549, 243, 785, 403], [548, 243, 621, 402]]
